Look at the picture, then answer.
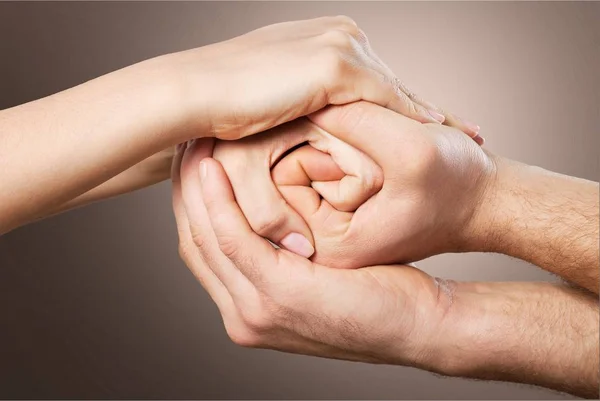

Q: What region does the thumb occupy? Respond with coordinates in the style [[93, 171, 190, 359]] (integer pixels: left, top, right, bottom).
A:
[[308, 101, 419, 168]]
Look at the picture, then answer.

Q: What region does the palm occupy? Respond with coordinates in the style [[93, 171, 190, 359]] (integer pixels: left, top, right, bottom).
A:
[[261, 249, 439, 363]]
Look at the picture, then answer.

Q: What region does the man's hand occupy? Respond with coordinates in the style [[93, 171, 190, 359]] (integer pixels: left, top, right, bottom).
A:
[[303, 101, 495, 267], [211, 118, 383, 260], [172, 139, 445, 366], [212, 100, 598, 293], [172, 141, 599, 399], [309, 102, 599, 293], [211, 102, 491, 268]]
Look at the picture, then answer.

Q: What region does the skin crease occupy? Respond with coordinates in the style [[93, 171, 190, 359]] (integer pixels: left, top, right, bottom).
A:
[[173, 139, 599, 399], [0, 16, 483, 235]]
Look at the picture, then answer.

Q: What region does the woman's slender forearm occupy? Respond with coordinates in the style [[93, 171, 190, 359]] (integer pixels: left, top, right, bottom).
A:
[[47, 147, 176, 217], [0, 16, 476, 234], [0, 57, 191, 233]]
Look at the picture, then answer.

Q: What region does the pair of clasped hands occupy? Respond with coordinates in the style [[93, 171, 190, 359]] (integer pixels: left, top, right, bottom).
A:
[[172, 17, 491, 366]]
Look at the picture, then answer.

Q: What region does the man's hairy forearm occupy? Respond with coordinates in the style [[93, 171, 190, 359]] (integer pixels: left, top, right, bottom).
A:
[[423, 281, 599, 398], [470, 156, 599, 293]]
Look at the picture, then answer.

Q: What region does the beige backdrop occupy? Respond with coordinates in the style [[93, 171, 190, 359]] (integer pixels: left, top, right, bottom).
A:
[[0, 1, 598, 399]]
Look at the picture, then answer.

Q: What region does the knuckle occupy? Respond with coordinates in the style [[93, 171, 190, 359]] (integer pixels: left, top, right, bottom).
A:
[[372, 166, 384, 191], [216, 233, 242, 260], [190, 230, 208, 251], [240, 301, 275, 334], [362, 165, 384, 195], [225, 323, 262, 348], [333, 15, 358, 32], [407, 137, 440, 177], [402, 94, 425, 119], [397, 80, 416, 100], [177, 242, 191, 262], [319, 48, 347, 80], [399, 90, 417, 112], [322, 28, 355, 50], [355, 28, 369, 44], [249, 206, 288, 237]]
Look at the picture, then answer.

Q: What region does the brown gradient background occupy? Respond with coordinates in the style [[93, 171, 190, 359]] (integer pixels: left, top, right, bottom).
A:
[[0, 1, 598, 399]]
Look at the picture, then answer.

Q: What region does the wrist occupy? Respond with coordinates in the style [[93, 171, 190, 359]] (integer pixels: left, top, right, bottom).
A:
[[417, 281, 505, 376], [461, 154, 523, 254], [415, 281, 599, 398], [461, 154, 599, 293], [134, 51, 214, 144], [416, 280, 535, 377], [390, 276, 465, 371]]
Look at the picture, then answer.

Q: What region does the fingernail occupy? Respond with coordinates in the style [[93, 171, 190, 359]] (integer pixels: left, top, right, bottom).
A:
[[465, 122, 481, 135], [280, 233, 315, 258], [473, 135, 485, 146], [199, 160, 208, 180], [427, 109, 445, 123]]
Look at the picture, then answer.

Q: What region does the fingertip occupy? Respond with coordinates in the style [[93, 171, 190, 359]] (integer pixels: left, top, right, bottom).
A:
[[412, 102, 444, 124], [280, 232, 315, 258], [199, 157, 221, 183], [199, 157, 231, 204], [310, 180, 334, 193], [473, 135, 485, 146], [311, 180, 341, 206], [445, 113, 480, 137], [427, 109, 445, 124], [312, 180, 358, 212], [467, 123, 481, 137]]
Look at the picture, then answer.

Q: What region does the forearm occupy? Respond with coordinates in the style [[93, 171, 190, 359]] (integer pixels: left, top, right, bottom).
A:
[[423, 281, 599, 398], [46, 147, 175, 217], [0, 55, 199, 234], [469, 156, 599, 293]]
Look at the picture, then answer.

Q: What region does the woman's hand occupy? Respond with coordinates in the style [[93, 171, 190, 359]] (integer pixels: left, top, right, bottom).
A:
[[162, 16, 480, 141], [0, 15, 479, 234]]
